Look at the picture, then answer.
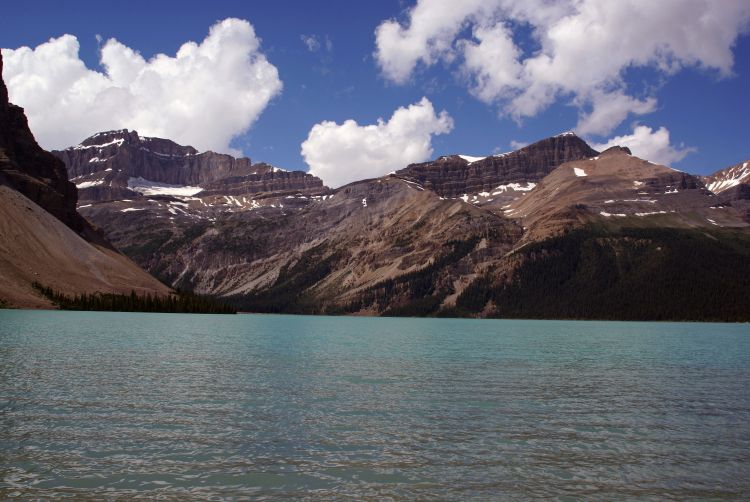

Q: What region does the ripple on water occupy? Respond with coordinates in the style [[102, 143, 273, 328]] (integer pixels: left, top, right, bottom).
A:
[[1, 312, 750, 500]]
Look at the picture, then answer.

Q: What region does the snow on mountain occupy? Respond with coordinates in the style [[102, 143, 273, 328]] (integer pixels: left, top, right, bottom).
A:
[[127, 177, 203, 197]]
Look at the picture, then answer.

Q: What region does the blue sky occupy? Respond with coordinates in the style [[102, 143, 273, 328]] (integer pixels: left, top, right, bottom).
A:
[[2, 0, 749, 185]]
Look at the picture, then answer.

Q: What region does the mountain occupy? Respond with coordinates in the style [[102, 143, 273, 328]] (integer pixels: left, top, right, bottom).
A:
[[56, 125, 750, 320], [0, 52, 170, 308], [506, 146, 734, 244], [396, 132, 598, 201], [52, 130, 325, 204], [702, 160, 750, 221], [466, 148, 750, 321]]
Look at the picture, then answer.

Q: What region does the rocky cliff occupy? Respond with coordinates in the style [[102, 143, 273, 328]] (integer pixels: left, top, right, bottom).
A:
[[52, 130, 325, 202], [0, 52, 87, 234], [396, 132, 598, 199]]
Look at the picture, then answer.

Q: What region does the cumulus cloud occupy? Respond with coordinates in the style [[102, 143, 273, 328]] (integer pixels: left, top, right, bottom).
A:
[[374, 0, 491, 84], [375, 0, 750, 134], [575, 91, 657, 137], [593, 125, 696, 166], [301, 97, 453, 188], [1, 18, 282, 154]]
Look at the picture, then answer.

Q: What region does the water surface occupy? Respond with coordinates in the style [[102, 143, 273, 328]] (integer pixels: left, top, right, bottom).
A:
[[1, 311, 749, 500]]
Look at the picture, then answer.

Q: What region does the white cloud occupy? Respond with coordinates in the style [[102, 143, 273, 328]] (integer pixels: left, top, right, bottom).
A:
[[593, 125, 696, 166], [301, 34, 321, 52], [375, 0, 750, 134], [575, 90, 657, 136], [301, 97, 453, 188], [1, 18, 282, 154], [459, 21, 521, 103], [374, 0, 491, 84]]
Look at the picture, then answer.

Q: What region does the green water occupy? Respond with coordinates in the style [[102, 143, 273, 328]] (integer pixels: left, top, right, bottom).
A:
[[1, 310, 749, 500]]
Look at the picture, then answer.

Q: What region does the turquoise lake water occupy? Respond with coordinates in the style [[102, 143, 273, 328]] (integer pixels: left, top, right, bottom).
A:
[[0, 310, 749, 500]]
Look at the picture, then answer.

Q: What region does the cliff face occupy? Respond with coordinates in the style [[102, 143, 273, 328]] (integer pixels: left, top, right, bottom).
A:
[[0, 51, 171, 308], [198, 163, 325, 196], [54, 129, 252, 185], [0, 52, 86, 234], [396, 132, 598, 199], [53, 130, 324, 202]]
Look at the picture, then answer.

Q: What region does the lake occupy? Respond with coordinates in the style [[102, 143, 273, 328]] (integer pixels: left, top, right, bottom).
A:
[[1, 310, 749, 500]]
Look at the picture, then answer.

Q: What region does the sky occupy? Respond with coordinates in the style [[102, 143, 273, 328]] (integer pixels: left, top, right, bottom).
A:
[[2, 0, 749, 187]]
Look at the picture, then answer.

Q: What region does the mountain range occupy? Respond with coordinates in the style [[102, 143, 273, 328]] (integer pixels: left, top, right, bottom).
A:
[[1, 45, 748, 320], [48, 123, 750, 320]]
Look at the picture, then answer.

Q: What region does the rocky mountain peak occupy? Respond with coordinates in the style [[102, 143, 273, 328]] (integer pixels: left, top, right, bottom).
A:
[[600, 145, 632, 157], [53, 129, 326, 202], [75, 129, 200, 158], [395, 132, 599, 199], [703, 160, 750, 194]]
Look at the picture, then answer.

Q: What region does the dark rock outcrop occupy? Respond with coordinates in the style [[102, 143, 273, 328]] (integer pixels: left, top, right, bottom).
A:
[[0, 51, 88, 234], [396, 132, 598, 198]]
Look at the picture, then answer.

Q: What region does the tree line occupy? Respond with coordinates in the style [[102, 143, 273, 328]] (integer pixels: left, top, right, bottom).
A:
[[33, 283, 236, 314]]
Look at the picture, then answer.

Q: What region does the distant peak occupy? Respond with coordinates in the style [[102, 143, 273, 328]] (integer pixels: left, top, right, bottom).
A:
[[554, 131, 578, 138], [75, 129, 139, 149], [600, 145, 632, 156], [69, 130, 199, 156]]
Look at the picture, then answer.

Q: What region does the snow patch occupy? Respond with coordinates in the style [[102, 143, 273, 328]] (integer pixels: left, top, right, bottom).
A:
[[76, 180, 104, 188], [573, 167, 587, 177], [362, 198, 368, 207], [402, 179, 425, 190], [635, 211, 668, 216], [73, 138, 124, 150], [458, 155, 486, 163], [120, 207, 144, 213], [600, 211, 626, 217], [127, 177, 202, 197], [491, 182, 536, 195]]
